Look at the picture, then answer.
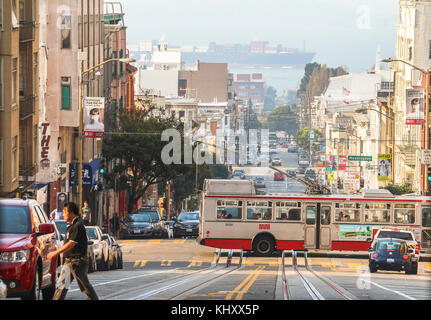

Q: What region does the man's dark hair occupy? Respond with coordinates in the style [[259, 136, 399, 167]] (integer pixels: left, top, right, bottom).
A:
[[64, 202, 80, 216]]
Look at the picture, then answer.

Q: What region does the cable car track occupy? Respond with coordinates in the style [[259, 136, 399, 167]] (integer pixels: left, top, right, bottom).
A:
[[282, 250, 358, 300]]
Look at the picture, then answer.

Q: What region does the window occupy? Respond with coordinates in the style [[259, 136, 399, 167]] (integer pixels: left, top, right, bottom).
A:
[[32, 125, 37, 164], [18, 0, 24, 21], [423, 207, 431, 227], [19, 53, 25, 96], [0, 138, 2, 185], [306, 206, 316, 224], [246, 201, 272, 220], [422, 230, 431, 249], [217, 200, 242, 219], [335, 203, 361, 222], [12, 136, 17, 180], [0, 0, 3, 29], [321, 206, 331, 225], [32, 53, 37, 95], [0, 57, 3, 109], [119, 49, 124, 76], [111, 52, 117, 77], [364, 203, 390, 223], [394, 204, 415, 224], [178, 79, 187, 96], [61, 77, 71, 109], [275, 202, 301, 221], [61, 16, 71, 49], [12, 58, 17, 104]]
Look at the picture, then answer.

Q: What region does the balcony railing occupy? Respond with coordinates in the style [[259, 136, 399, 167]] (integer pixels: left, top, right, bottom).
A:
[[19, 95, 36, 120], [19, 21, 35, 42]]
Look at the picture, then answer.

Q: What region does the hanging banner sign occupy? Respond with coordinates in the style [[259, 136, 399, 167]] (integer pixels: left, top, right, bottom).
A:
[[405, 89, 425, 125], [377, 154, 392, 181]]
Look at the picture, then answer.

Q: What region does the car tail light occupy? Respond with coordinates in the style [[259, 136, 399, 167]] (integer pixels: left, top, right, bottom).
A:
[[402, 255, 409, 260], [373, 253, 379, 258]]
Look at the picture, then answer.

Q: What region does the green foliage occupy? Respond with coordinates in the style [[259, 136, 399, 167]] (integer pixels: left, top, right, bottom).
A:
[[262, 104, 298, 136], [381, 184, 414, 195], [103, 108, 191, 213], [296, 127, 322, 151]]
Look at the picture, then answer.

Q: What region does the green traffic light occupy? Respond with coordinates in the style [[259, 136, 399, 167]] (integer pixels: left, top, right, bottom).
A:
[[100, 169, 105, 174]]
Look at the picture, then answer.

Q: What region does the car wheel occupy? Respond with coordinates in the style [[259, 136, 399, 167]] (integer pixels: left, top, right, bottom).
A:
[[407, 262, 418, 275], [252, 235, 275, 257], [118, 256, 123, 269], [23, 268, 41, 300]]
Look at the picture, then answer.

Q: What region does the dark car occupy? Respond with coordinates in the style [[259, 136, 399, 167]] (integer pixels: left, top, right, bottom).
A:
[[173, 211, 200, 238], [254, 177, 266, 188], [368, 238, 417, 274], [137, 208, 166, 238], [295, 167, 306, 175], [120, 213, 155, 239], [287, 169, 296, 177], [0, 199, 58, 300], [232, 169, 245, 179], [305, 169, 316, 180]]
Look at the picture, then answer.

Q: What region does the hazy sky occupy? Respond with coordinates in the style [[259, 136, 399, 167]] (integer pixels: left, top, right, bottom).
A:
[[118, 0, 398, 73]]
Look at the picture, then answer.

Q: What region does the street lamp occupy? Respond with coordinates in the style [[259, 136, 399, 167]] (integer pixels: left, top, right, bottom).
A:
[[78, 57, 135, 214], [381, 57, 430, 194]]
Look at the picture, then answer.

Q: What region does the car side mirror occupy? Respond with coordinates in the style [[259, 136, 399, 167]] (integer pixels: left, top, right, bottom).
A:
[[366, 238, 371, 243], [368, 247, 373, 252], [102, 235, 109, 241], [38, 223, 55, 235], [88, 240, 94, 245]]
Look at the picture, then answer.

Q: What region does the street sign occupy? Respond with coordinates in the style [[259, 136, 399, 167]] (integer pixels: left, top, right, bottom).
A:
[[421, 150, 431, 165], [309, 129, 315, 141], [344, 172, 360, 183], [348, 155, 372, 161]]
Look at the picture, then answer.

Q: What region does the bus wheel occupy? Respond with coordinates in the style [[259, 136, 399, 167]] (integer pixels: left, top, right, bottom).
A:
[[253, 235, 275, 257]]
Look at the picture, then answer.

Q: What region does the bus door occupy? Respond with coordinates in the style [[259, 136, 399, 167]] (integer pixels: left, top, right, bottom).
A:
[[304, 204, 317, 249], [422, 206, 431, 255], [319, 205, 331, 250]]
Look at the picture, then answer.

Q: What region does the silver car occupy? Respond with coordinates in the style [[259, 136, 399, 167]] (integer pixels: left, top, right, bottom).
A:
[[0, 278, 6, 300]]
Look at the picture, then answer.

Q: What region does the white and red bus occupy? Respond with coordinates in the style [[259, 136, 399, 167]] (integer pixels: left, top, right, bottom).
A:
[[197, 180, 431, 257]]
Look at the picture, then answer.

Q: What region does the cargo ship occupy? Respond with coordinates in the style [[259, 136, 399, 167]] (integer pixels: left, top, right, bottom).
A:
[[131, 40, 315, 69], [180, 41, 315, 68]]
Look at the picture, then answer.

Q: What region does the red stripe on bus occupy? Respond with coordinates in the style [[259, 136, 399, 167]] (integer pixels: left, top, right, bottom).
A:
[[276, 240, 305, 250], [204, 239, 252, 250], [204, 195, 431, 203], [331, 241, 371, 251]]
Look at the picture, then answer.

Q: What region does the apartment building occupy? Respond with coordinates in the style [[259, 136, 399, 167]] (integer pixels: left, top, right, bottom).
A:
[[0, 0, 39, 198], [392, 0, 431, 193]]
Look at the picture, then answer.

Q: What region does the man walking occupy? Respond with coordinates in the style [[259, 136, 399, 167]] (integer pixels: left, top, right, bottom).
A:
[[81, 200, 91, 226], [109, 213, 120, 239], [47, 202, 99, 300]]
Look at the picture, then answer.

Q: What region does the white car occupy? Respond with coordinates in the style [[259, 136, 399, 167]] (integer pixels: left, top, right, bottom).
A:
[[85, 226, 110, 271], [0, 278, 6, 300], [372, 229, 420, 262]]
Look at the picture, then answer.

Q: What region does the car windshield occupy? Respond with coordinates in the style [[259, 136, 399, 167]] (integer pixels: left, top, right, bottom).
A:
[[178, 212, 199, 221], [234, 170, 244, 174], [86, 228, 99, 240], [55, 220, 68, 234], [138, 211, 159, 221], [376, 240, 403, 251], [256, 177, 264, 181], [0, 206, 31, 234], [129, 214, 151, 223], [377, 231, 413, 241]]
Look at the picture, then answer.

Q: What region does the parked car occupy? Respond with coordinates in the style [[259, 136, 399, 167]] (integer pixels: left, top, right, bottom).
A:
[[274, 172, 285, 181], [104, 234, 123, 270], [0, 277, 6, 300], [137, 207, 166, 238], [368, 238, 417, 274], [254, 177, 266, 188], [298, 155, 310, 167], [120, 213, 156, 239], [0, 199, 58, 300], [271, 157, 282, 166], [85, 226, 109, 271], [173, 211, 200, 238]]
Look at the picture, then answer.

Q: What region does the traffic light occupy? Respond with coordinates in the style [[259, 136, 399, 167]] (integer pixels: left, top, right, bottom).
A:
[[99, 158, 105, 175], [360, 178, 364, 189], [159, 197, 165, 209]]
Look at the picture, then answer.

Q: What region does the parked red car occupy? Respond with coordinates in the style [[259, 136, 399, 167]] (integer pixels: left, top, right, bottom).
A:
[[0, 199, 58, 300], [274, 172, 285, 181]]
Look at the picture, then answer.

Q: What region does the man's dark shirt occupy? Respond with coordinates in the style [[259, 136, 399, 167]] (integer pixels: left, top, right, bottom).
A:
[[64, 217, 87, 258]]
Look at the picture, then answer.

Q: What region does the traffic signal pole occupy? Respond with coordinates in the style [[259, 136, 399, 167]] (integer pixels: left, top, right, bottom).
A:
[[167, 182, 171, 220]]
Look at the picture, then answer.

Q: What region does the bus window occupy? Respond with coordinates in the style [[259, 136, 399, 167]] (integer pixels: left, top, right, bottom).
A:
[[422, 230, 431, 249], [364, 203, 390, 223], [394, 204, 415, 224], [276, 202, 301, 221], [217, 200, 242, 220], [306, 206, 316, 225], [422, 207, 431, 227], [321, 206, 331, 225], [335, 203, 361, 222], [247, 201, 272, 220]]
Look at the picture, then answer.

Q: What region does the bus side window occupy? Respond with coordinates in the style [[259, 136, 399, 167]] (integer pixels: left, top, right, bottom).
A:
[[423, 207, 431, 227], [321, 207, 330, 225]]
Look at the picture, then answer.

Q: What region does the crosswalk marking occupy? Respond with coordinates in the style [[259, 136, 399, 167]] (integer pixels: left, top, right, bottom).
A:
[[188, 260, 203, 267], [160, 260, 173, 266], [133, 260, 148, 268]]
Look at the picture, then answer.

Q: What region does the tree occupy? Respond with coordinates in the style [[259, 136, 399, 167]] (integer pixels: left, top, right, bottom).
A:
[[296, 127, 323, 151], [103, 107, 192, 214], [381, 184, 414, 195], [263, 105, 298, 136]]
